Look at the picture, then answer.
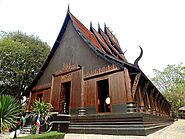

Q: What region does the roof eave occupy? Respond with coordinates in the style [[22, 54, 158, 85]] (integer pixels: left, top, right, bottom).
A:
[[26, 11, 71, 92]]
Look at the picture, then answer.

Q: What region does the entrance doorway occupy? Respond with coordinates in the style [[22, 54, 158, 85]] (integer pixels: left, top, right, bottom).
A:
[[60, 82, 71, 114], [97, 79, 111, 113]]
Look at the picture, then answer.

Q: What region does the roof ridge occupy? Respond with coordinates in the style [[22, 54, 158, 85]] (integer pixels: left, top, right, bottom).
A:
[[90, 26, 114, 56], [69, 12, 106, 53], [104, 26, 124, 54], [99, 28, 127, 61]]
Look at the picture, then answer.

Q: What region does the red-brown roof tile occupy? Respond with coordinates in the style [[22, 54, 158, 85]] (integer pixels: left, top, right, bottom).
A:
[[104, 26, 121, 49], [70, 13, 105, 53], [91, 27, 114, 56]]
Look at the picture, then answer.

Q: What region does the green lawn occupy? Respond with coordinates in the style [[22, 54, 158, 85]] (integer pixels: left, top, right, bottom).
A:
[[17, 132, 65, 139]]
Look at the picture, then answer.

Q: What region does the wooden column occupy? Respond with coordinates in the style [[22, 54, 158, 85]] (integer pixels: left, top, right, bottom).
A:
[[138, 86, 145, 112], [160, 99, 165, 116], [78, 66, 86, 115], [155, 93, 160, 116], [163, 101, 167, 116], [50, 74, 55, 104], [142, 82, 149, 113], [132, 73, 141, 97], [145, 90, 151, 113], [132, 72, 141, 112], [149, 88, 155, 115], [153, 93, 159, 115], [124, 67, 136, 113], [157, 96, 162, 116]]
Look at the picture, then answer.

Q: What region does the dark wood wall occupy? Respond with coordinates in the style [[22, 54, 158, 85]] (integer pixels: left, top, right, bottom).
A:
[[51, 76, 61, 111], [109, 72, 127, 105], [31, 70, 127, 115], [30, 68, 171, 116], [82, 71, 127, 114], [84, 79, 96, 107], [36, 21, 110, 87], [70, 70, 82, 109]]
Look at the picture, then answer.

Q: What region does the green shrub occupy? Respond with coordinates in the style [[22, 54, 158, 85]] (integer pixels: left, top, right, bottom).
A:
[[31, 125, 38, 134], [17, 131, 65, 139], [0, 95, 20, 130]]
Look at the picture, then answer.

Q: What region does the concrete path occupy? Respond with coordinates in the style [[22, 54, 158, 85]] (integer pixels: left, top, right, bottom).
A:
[[65, 119, 185, 139]]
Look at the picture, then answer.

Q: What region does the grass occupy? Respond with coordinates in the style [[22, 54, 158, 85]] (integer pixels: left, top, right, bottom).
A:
[[17, 132, 65, 139]]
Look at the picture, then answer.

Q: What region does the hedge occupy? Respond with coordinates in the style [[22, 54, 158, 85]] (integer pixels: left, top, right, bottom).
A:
[[17, 132, 65, 139]]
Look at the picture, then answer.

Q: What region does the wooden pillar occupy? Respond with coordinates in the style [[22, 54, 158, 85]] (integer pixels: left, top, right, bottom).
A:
[[163, 101, 167, 117], [132, 73, 141, 97], [135, 90, 140, 112], [158, 96, 163, 116], [149, 88, 155, 115], [155, 93, 160, 116], [153, 93, 159, 115], [78, 66, 86, 115], [50, 74, 55, 104], [124, 67, 136, 113], [142, 82, 149, 113], [138, 86, 145, 112], [160, 99, 165, 116], [132, 72, 141, 112], [145, 90, 151, 113]]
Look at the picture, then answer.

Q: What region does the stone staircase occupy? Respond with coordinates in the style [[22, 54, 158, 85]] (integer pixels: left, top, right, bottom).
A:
[[21, 125, 32, 134]]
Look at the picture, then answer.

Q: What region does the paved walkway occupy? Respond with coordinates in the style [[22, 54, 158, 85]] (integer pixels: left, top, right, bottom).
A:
[[65, 119, 185, 139]]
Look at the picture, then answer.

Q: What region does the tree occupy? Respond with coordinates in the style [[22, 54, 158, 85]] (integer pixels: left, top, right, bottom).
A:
[[0, 31, 50, 97], [151, 63, 185, 113], [0, 95, 20, 132]]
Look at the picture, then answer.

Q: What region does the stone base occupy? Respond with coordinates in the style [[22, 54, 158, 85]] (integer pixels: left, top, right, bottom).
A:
[[51, 113, 70, 132], [68, 113, 173, 136]]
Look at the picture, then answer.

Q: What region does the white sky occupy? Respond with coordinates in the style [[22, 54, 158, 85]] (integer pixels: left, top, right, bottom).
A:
[[0, 0, 185, 76]]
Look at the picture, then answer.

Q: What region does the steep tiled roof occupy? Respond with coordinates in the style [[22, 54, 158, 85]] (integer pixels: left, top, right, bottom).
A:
[[70, 13, 105, 53], [90, 26, 114, 56], [27, 9, 135, 91], [99, 28, 127, 61], [69, 12, 128, 62], [104, 25, 123, 54]]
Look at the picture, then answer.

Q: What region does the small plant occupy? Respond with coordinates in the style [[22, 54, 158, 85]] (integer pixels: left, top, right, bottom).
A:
[[0, 95, 20, 132], [31, 125, 38, 134], [30, 100, 53, 133], [33, 100, 53, 118]]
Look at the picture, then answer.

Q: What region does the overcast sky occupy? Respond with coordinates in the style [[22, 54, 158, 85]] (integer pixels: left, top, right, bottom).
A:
[[0, 0, 185, 76]]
